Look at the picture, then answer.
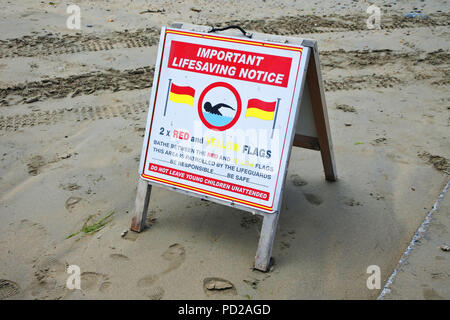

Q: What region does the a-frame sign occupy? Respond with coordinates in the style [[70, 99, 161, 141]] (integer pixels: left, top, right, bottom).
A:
[[131, 23, 337, 271]]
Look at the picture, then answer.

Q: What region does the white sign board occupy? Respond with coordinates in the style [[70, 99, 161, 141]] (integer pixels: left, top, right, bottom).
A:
[[139, 27, 310, 213]]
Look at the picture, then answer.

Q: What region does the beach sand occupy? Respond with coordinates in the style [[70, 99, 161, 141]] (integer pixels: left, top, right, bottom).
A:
[[0, 0, 449, 299]]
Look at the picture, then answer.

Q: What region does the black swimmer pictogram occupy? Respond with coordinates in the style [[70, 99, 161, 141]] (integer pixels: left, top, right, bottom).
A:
[[198, 82, 242, 131], [203, 101, 235, 116]]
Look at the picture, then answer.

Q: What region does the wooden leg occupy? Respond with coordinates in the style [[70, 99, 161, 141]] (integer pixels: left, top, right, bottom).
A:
[[254, 212, 280, 271], [307, 48, 338, 182], [130, 179, 152, 232]]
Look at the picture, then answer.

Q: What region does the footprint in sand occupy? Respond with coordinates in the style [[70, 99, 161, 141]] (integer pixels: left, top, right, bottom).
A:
[[161, 243, 186, 274], [291, 174, 308, 187], [136, 243, 186, 299], [122, 231, 139, 241], [65, 196, 82, 212], [137, 275, 158, 288], [137, 275, 164, 299], [30, 255, 67, 299], [0, 280, 21, 300], [280, 241, 291, 250], [0, 222, 66, 299], [240, 215, 260, 229], [80, 271, 110, 292], [60, 183, 81, 191], [279, 229, 296, 251], [109, 253, 130, 261], [423, 288, 444, 300], [147, 286, 165, 300], [99, 281, 113, 293], [118, 146, 132, 153], [0, 219, 49, 264], [303, 193, 323, 206], [27, 155, 46, 176], [203, 277, 237, 297]]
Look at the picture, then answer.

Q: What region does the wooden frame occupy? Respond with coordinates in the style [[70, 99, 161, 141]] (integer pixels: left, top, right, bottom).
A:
[[130, 23, 337, 272], [296, 41, 337, 181]]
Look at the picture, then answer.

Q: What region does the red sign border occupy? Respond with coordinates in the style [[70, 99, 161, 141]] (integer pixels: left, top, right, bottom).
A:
[[141, 28, 303, 213]]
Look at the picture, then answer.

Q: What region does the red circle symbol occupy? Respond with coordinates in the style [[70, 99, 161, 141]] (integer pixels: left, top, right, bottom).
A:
[[198, 82, 242, 131]]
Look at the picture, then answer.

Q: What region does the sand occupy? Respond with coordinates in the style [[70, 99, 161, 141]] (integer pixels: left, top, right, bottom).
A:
[[382, 183, 450, 300], [0, 0, 449, 299]]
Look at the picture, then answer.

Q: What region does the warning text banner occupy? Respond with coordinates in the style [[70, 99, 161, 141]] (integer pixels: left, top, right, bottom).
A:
[[149, 163, 270, 200], [168, 40, 292, 87]]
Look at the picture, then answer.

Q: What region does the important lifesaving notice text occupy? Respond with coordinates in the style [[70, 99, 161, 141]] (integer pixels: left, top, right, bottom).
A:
[[139, 27, 309, 213]]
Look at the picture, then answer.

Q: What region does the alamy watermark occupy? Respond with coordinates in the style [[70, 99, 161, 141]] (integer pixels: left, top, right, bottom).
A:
[[66, 264, 81, 290], [66, 4, 81, 30], [366, 265, 381, 290], [366, 5, 381, 30]]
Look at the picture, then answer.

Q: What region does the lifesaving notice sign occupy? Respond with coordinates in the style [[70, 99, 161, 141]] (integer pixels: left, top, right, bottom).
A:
[[139, 27, 310, 213]]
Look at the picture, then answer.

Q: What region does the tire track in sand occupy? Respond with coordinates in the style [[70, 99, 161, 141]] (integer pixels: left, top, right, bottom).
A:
[[214, 12, 450, 35], [321, 49, 449, 69], [1, 68, 449, 114], [1, 48, 448, 106], [0, 13, 448, 58], [0, 28, 160, 59], [2, 69, 448, 133], [0, 67, 154, 106], [0, 103, 148, 132]]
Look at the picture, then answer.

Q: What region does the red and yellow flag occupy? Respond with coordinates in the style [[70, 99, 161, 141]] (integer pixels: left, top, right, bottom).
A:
[[245, 99, 276, 120], [169, 83, 195, 106]]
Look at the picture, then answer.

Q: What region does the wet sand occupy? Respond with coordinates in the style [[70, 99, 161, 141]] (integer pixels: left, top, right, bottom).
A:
[[0, 0, 449, 299]]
